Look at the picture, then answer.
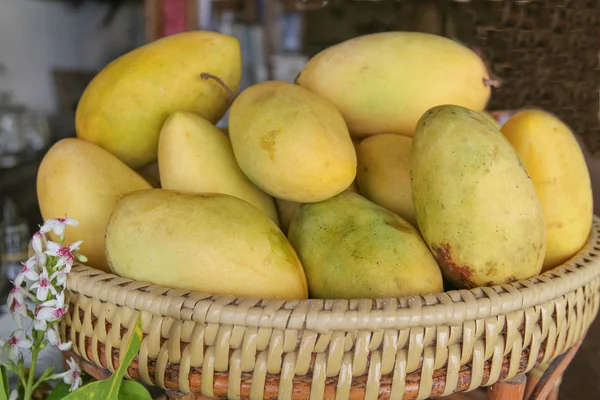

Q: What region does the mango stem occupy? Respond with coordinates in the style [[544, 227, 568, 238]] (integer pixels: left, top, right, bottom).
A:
[[200, 72, 236, 101]]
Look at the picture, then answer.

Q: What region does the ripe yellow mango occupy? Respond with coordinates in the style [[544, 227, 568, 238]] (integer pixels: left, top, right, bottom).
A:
[[411, 105, 546, 288], [501, 109, 593, 271], [76, 31, 241, 168], [158, 112, 278, 223], [296, 32, 492, 138], [229, 81, 357, 202], [36, 138, 151, 272], [105, 189, 308, 299], [356, 134, 416, 226], [288, 192, 443, 299]]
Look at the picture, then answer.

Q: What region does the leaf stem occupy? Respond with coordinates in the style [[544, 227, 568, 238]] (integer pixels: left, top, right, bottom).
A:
[[22, 331, 43, 400]]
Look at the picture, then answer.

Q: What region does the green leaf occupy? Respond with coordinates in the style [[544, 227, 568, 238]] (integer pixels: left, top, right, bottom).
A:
[[46, 381, 71, 400], [0, 365, 8, 400], [62, 315, 146, 400], [118, 381, 152, 400]]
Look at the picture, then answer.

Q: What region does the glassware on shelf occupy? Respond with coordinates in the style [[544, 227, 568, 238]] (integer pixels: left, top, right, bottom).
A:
[[0, 92, 51, 168], [0, 197, 30, 312]]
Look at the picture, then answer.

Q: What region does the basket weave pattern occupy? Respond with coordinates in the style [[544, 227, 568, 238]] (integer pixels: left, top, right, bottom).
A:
[[60, 217, 600, 399]]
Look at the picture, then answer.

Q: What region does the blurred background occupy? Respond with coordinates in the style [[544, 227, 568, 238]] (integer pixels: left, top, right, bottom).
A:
[[0, 0, 598, 399]]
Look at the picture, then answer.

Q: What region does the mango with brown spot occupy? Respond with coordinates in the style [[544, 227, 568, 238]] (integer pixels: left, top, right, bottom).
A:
[[228, 81, 357, 203], [288, 191, 443, 299], [411, 105, 546, 288]]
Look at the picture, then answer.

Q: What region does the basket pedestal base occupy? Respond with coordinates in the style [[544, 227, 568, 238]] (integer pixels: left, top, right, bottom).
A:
[[68, 340, 578, 400]]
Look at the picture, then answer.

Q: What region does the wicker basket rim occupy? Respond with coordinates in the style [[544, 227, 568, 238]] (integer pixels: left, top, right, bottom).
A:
[[66, 216, 600, 333]]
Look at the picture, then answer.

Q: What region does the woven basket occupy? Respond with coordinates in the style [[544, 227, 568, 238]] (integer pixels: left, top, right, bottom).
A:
[[59, 216, 600, 399]]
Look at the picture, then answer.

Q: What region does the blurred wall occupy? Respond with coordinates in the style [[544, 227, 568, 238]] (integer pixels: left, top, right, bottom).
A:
[[0, 0, 144, 113]]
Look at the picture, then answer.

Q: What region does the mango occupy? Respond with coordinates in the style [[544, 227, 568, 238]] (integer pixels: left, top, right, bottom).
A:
[[356, 134, 416, 226], [76, 31, 241, 168], [501, 109, 593, 270], [105, 189, 308, 299], [36, 138, 151, 272], [288, 192, 443, 299], [228, 81, 357, 203], [158, 112, 278, 223], [276, 180, 360, 234], [411, 105, 546, 288], [296, 32, 492, 138]]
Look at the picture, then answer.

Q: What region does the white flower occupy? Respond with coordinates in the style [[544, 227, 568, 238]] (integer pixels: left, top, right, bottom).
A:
[[7, 286, 30, 329], [34, 291, 67, 331], [62, 357, 82, 392], [9, 390, 18, 400], [29, 267, 57, 302], [46, 325, 72, 351], [15, 256, 40, 288], [40, 216, 78, 241], [45, 240, 84, 270], [32, 231, 48, 265], [4, 330, 32, 360], [50, 266, 70, 288]]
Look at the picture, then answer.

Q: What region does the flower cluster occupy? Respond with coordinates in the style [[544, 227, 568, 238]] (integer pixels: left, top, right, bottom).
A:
[[1, 216, 87, 398]]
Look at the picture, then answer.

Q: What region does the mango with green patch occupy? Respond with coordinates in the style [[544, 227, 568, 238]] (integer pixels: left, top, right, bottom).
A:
[[288, 192, 443, 299], [411, 105, 546, 288]]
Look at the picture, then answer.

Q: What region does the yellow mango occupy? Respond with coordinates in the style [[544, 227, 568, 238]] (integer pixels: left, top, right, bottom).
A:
[[158, 112, 278, 223], [36, 138, 151, 272], [288, 192, 443, 299], [411, 105, 545, 288], [296, 32, 492, 138], [229, 81, 357, 202], [356, 134, 416, 226], [76, 31, 241, 168], [501, 109, 593, 270], [105, 189, 308, 299]]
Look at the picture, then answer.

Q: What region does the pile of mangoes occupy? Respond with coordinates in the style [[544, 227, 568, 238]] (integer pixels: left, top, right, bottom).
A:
[[36, 30, 593, 300]]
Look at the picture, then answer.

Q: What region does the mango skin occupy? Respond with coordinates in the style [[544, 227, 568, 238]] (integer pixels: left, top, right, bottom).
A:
[[158, 112, 278, 223], [229, 81, 357, 203], [357, 134, 417, 227], [36, 138, 152, 272], [411, 105, 546, 288], [276, 180, 359, 234], [105, 189, 308, 300], [296, 32, 491, 138], [501, 109, 593, 271], [76, 31, 241, 168], [288, 192, 443, 299]]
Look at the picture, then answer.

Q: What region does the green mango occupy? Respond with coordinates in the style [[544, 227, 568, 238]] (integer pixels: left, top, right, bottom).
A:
[[411, 105, 546, 288], [288, 192, 443, 299]]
